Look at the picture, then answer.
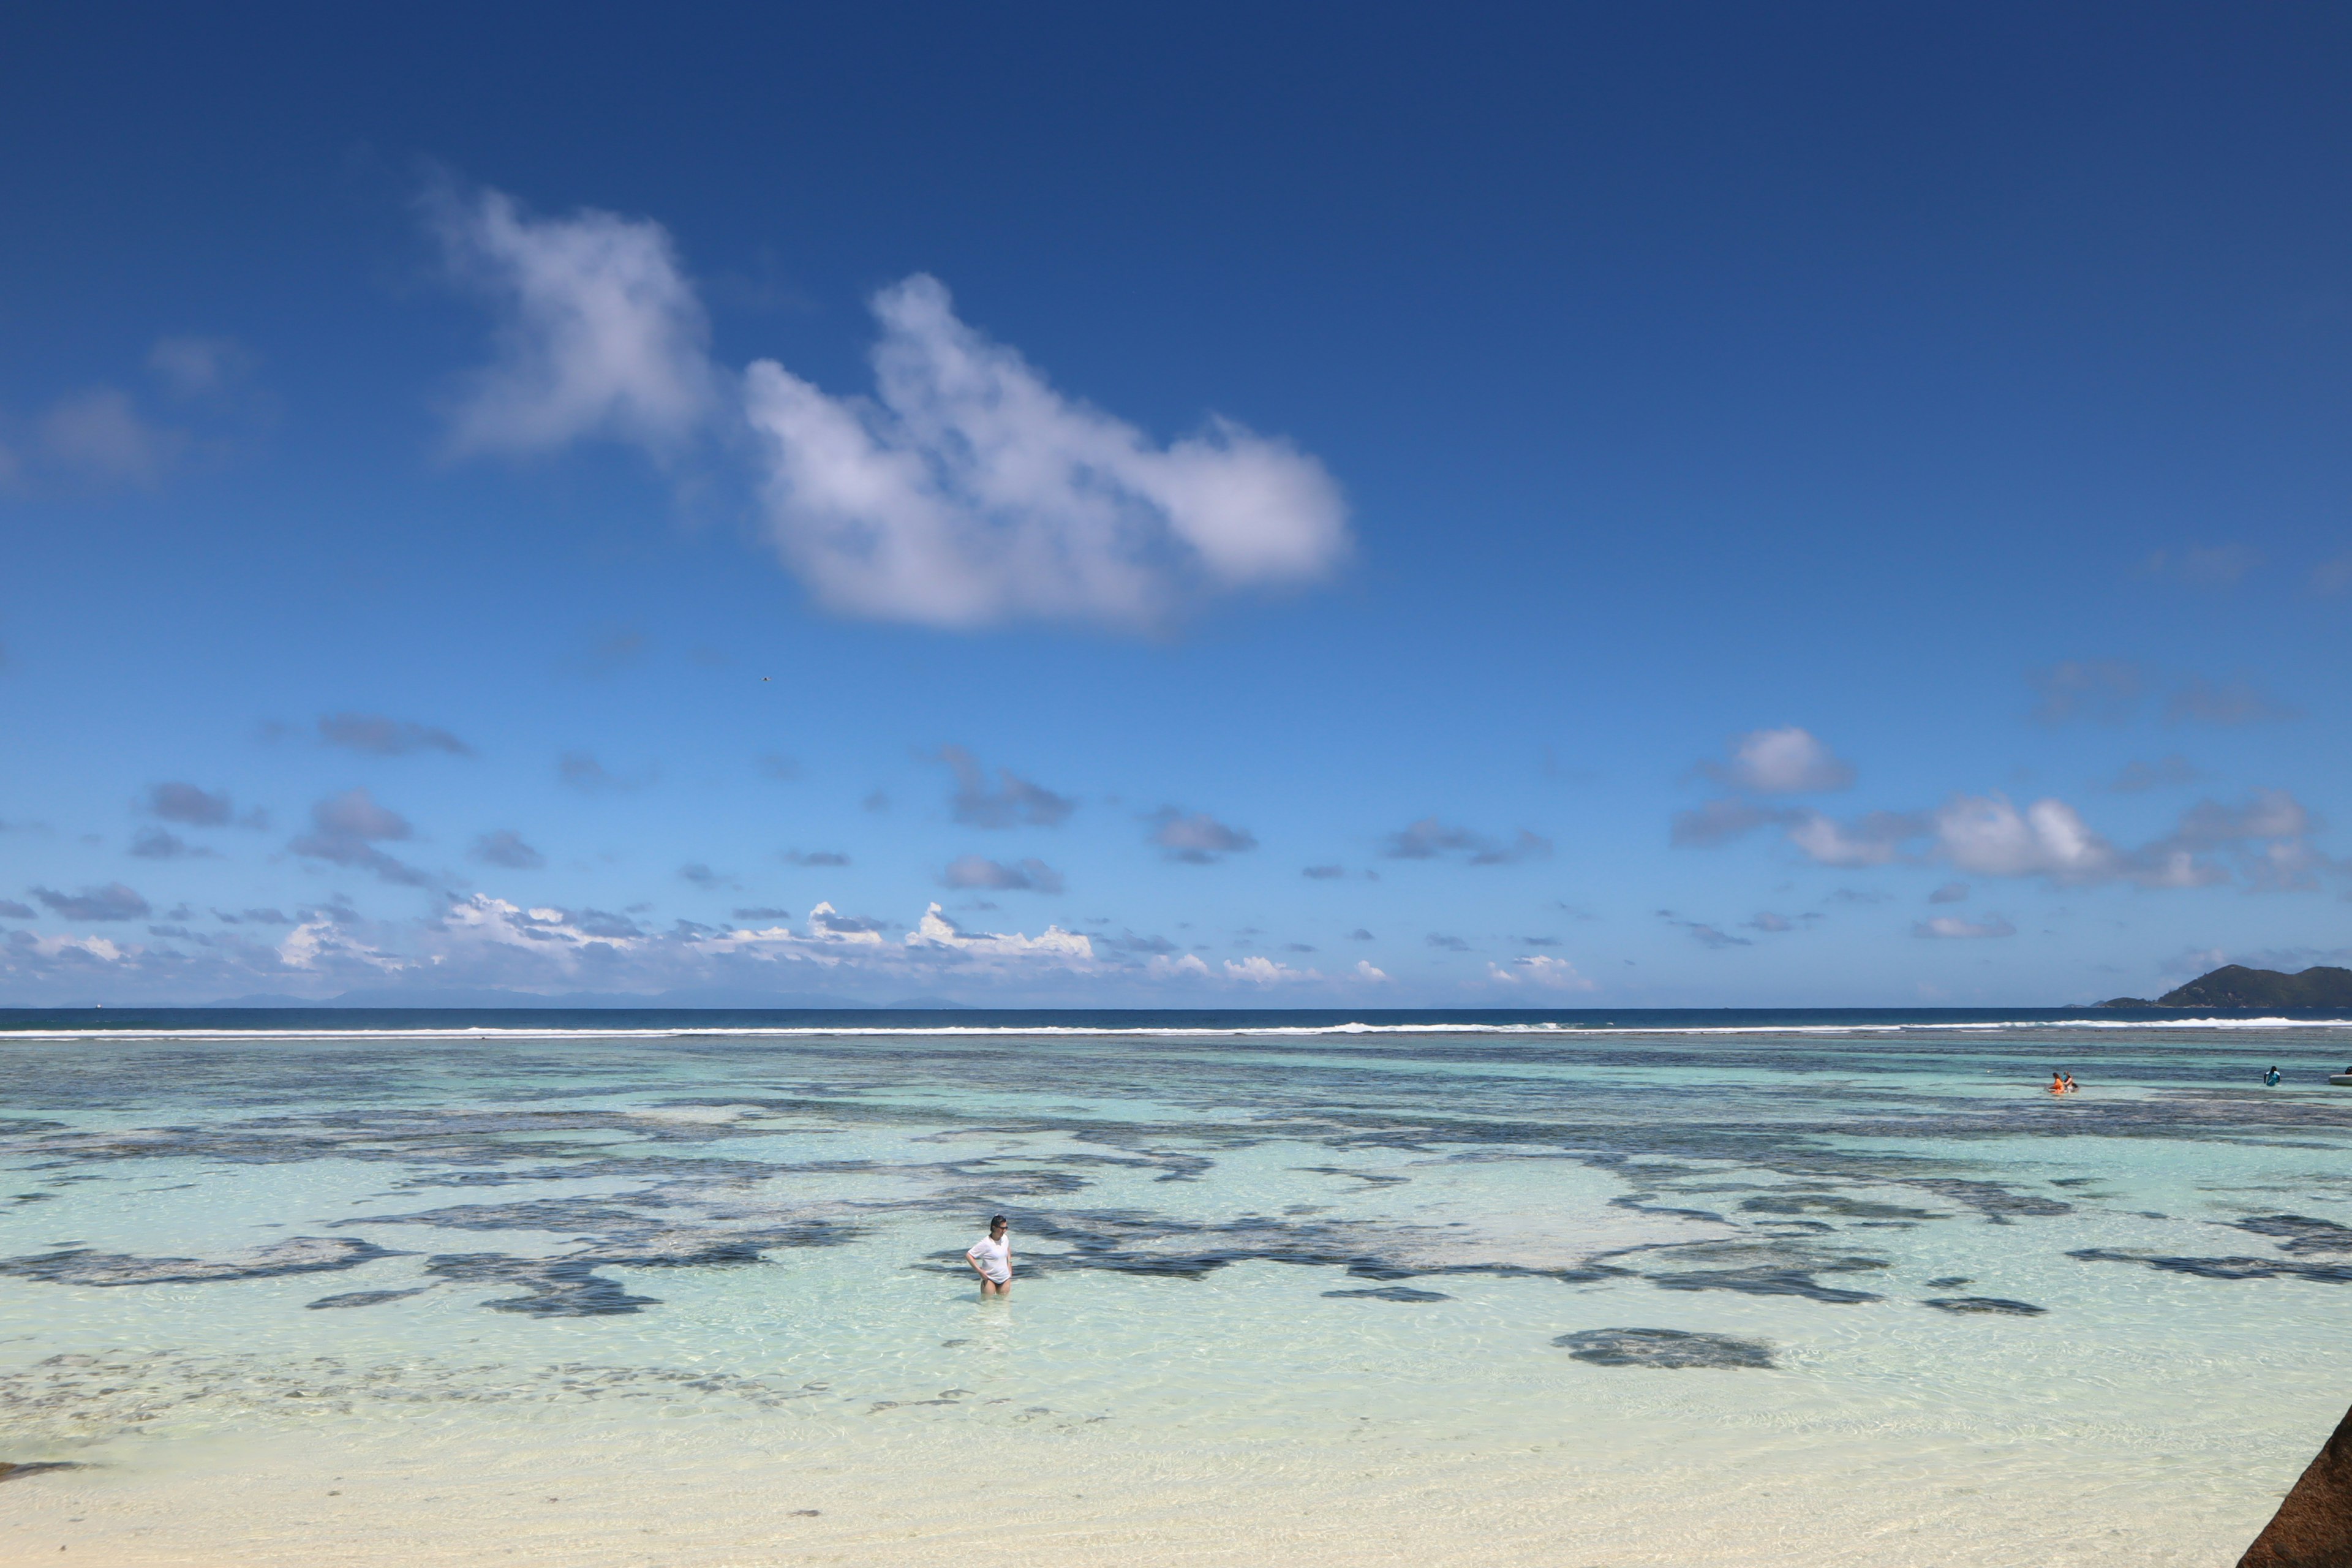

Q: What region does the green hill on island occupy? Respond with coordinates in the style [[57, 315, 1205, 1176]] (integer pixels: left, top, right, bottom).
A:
[[2100, 963, 2352, 1009]]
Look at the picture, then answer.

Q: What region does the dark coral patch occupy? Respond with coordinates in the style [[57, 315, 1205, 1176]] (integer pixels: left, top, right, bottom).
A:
[[1554, 1327, 1774, 1369], [1924, 1295, 2046, 1316], [306, 1288, 428, 1310], [0, 1236, 397, 1287]]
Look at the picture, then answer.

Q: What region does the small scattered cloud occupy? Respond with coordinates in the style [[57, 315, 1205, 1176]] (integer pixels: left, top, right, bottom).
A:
[[1926, 882, 1970, 904], [1520, 935, 1561, 947], [2163, 676, 2296, 726], [0, 900, 34, 919], [471, 830, 545, 870], [1932, 794, 2113, 882], [756, 753, 801, 782], [938, 745, 1076, 829], [1702, 726, 1853, 793], [1381, 818, 1550, 865], [1301, 864, 1346, 880], [1283, 942, 1317, 953], [37, 388, 186, 489], [317, 712, 473, 757], [862, 789, 891, 813], [1347, 928, 1374, 941], [1148, 807, 1257, 864], [1826, 887, 1891, 905], [2141, 544, 2262, 588], [1913, 914, 2016, 939], [1742, 911, 1801, 933], [1487, 954, 1596, 990], [941, 854, 1065, 893], [1221, 956, 1322, 986], [147, 335, 252, 400], [1783, 809, 1928, 868], [145, 781, 260, 827], [809, 907, 890, 937], [558, 750, 652, 792], [782, 849, 850, 867], [2108, 755, 2199, 793], [1659, 910, 1750, 949], [128, 827, 215, 860], [732, 907, 796, 922], [31, 883, 152, 921], [1670, 798, 1784, 848], [568, 627, 650, 678], [1425, 933, 1470, 951], [288, 788, 429, 887], [2029, 660, 2144, 724], [677, 863, 738, 891]]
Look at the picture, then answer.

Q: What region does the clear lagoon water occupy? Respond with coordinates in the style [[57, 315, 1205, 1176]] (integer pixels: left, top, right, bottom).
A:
[[4, 1008, 2351, 1566]]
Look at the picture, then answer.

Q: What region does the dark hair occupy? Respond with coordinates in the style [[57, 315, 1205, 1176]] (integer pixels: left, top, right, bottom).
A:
[[989, 1213, 1008, 1229]]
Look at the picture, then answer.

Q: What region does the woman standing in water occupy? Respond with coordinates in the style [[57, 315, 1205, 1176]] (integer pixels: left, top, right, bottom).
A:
[[967, 1214, 1012, 1298]]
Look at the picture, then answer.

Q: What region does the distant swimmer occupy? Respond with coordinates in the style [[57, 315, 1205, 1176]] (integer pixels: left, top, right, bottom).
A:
[[967, 1214, 1012, 1298], [2062, 1072, 2077, 1093], [2265, 1066, 2283, 1087], [2049, 1072, 2065, 1095]]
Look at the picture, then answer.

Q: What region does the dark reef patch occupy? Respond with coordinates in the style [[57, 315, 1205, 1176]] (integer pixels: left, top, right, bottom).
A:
[[2238, 1215, 2352, 1254], [1923, 1295, 2046, 1316], [1554, 1327, 1775, 1369], [306, 1287, 428, 1310], [2070, 1247, 2352, 1284], [1322, 1286, 1451, 1302], [1739, 1193, 1940, 1221], [1294, 1166, 1411, 1186], [1906, 1180, 2071, 1224], [424, 1254, 660, 1316], [1629, 1240, 1888, 1305], [419, 1223, 833, 1315], [0, 1235, 398, 1287], [1924, 1275, 1973, 1287]]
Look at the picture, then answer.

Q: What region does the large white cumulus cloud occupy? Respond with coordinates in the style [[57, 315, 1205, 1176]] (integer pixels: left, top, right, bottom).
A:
[[436, 186, 1349, 630], [742, 276, 1348, 628]]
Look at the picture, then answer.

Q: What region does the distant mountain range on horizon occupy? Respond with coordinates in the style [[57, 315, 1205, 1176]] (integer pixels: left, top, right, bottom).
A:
[[2100, 964, 2352, 1011]]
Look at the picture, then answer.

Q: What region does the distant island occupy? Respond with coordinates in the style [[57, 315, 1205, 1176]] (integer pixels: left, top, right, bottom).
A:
[[2099, 963, 2352, 1010]]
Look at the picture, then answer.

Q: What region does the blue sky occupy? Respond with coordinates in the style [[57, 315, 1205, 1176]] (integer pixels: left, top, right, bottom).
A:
[[4, 5, 2351, 1006]]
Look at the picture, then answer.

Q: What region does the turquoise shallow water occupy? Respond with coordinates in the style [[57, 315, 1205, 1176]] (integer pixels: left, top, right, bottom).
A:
[[4, 1016, 2351, 1566]]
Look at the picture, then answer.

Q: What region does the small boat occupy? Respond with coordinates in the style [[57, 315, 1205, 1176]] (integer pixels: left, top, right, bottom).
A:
[[2331, 1074, 2352, 1087]]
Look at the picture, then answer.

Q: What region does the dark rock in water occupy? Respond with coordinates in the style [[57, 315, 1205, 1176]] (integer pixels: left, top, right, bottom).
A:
[[0, 1461, 86, 1482], [2242, 1401, 2352, 1567], [1322, 1286, 1451, 1302], [1553, 1327, 1774, 1369], [1925, 1276, 1973, 1288], [305, 1287, 428, 1310], [1924, 1295, 2046, 1316]]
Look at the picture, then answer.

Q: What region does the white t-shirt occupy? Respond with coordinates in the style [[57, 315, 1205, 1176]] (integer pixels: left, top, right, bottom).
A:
[[967, 1233, 1011, 1282]]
